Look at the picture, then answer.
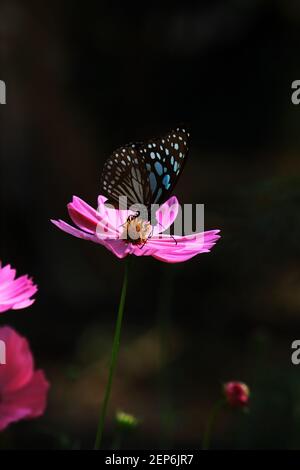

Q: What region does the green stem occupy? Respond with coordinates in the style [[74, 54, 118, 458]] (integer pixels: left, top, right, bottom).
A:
[[202, 399, 226, 450], [157, 267, 174, 449], [94, 257, 130, 450]]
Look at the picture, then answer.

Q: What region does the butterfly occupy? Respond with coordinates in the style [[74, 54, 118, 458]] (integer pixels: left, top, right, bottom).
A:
[[100, 127, 189, 220]]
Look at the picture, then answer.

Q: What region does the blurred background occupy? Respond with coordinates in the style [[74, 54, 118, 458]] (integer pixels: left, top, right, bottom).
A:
[[1, 0, 300, 450]]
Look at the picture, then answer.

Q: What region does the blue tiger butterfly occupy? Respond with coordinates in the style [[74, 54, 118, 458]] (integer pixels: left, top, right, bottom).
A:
[[100, 127, 189, 218]]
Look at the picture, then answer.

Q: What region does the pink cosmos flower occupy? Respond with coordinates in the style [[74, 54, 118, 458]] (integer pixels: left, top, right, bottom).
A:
[[224, 381, 250, 408], [0, 326, 49, 431], [0, 263, 38, 313], [51, 195, 220, 263]]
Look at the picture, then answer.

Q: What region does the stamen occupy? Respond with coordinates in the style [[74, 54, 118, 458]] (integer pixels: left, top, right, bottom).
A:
[[122, 217, 152, 245]]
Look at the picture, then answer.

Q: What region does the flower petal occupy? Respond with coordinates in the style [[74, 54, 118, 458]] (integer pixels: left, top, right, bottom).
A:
[[0, 266, 37, 314], [68, 204, 98, 234], [152, 196, 179, 235], [51, 219, 100, 243], [71, 196, 100, 222], [0, 370, 49, 431], [96, 196, 135, 238], [0, 404, 30, 432], [0, 265, 16, 284], [12, 298, 36, 310], [0, 327, 49, 432], [149, 230, 221, 263], [3, 370, 49, 418], [0, 327, 34, 392], [131, 244, 158, 257], [102, 240, 131, 259]]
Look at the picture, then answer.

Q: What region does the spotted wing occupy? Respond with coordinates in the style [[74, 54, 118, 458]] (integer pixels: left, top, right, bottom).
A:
[[137, 127, 189, 206], [100, 127, 189, 211], [100, 143, 152, 209]]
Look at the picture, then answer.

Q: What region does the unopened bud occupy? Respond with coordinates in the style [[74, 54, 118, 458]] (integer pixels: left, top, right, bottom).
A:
[[224, 381, 250, 408], [115, 411, 138, 429]]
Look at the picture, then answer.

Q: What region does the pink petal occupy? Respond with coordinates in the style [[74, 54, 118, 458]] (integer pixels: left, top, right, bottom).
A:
[[0, 327, 49, 431], [68, 204, 98, 234], [102, 240, 131, 259], [0, 266, 37, 314], [0, 327, 34, 392], [0, 278, 37, 303], [131, 244, 158, 257], [152, 196, 179, 235], [0, 305, 14, 313], [12, 298, 36, 310], [0, 371, 49, 431], [0, 265, 16, 284], [3, 370, 49, 418], [149, 230, 221, 263], [96, 196, 134, 238], [68, 197, 121, 239], [0, 404, 30, 432], [51, 219, 100, 243], [67, 196, 120, 238], [71, 196, 100, 222]]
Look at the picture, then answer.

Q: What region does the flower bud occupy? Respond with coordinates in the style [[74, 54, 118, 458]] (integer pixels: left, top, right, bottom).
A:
[[115, 411, 138, 429], [224, 381, 250, 408]]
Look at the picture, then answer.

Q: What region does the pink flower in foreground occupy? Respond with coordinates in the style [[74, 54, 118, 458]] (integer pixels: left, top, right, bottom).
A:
[[0, 326, 49, 431], [224, 381, 250, 408], [0, 263, 38, 313], [51, 195, 220, 263]]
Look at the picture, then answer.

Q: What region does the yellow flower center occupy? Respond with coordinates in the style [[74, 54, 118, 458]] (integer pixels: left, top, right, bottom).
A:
[[122, 217, 152, 245]]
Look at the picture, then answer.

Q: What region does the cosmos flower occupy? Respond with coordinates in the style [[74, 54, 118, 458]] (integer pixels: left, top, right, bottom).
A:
[[224, 381, 250, 408], [51, 195, 220, 263], [0, 326, 49, 431], [0, 263, 38, 313]]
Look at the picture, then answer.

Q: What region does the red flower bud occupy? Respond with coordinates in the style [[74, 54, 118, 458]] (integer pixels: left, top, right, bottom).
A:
[[224, 381, 250, 408]]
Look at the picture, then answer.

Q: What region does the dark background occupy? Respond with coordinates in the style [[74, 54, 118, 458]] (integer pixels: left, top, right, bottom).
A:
[[1, 0, 300, 449]]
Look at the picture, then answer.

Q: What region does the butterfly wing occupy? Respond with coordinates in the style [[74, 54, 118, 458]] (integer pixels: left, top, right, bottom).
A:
[[137, 127, 189, 206], [100, 127, 189, 211], [100, 143, 152, 210]]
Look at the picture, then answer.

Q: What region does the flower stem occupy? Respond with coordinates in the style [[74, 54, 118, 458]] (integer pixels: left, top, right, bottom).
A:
[[157, 267, 174, 448], [94, 257, 130, 450], [202, 399, 226, 450]]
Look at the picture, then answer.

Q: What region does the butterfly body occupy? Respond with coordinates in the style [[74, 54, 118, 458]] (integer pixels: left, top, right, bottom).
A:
[[100, 127, 189, 221]]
